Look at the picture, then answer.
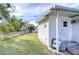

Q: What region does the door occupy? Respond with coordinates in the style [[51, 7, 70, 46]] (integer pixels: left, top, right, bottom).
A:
[[59, 18, 70, 41]]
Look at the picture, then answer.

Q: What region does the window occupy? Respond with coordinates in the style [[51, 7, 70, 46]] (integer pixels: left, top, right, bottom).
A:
[[71, 20, 76, 24], [63, 21, 67, 27]]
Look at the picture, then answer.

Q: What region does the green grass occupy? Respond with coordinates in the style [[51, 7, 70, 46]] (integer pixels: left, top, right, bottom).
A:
[[0, 33, 54, 55]]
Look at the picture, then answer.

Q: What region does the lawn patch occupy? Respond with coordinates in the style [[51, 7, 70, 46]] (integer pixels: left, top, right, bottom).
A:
[[0, 33, 53, 55]]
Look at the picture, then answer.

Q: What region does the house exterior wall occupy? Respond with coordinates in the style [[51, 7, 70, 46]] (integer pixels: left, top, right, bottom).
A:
[[38, 19, 50, 46], [72, 16, 79, 42], [38, 15, 57, 47], [58, 16, 71, 41], [49, 15, 56, 46], [38, 11, 74, 47], [72, 23, 79, 42], [38, 13, 72, 47], [48, 12, 72, 46]]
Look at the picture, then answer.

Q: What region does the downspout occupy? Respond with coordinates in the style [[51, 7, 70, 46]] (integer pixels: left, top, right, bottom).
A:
[[56, 10, 59, 54]]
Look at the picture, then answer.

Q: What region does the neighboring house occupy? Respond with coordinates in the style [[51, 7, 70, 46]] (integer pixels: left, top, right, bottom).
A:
[[20, 24, 29, 33], [36, 5, 79, 54]]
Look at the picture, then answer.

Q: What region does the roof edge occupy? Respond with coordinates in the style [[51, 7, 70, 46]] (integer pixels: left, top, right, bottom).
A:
[[36, 5, 79, 23]]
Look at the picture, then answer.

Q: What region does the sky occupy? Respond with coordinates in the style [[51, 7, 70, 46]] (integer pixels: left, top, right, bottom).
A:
[[12, 3, 79, 26]]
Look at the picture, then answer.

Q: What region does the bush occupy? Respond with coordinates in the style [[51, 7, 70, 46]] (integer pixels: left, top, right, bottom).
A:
[[0, 16, 24, 33]]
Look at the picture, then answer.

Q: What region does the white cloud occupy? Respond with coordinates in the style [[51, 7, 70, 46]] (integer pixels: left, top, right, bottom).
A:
[[11, 3, 79, 25], [13, 3, 52, 17], [14, 3, 79, 18]]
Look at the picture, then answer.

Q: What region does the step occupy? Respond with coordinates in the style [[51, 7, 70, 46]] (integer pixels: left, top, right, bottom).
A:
[[52, 40, 61, 48]]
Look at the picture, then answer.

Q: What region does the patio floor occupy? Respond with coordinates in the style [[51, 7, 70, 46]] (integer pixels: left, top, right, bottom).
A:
[[62, 41, 79, 55]]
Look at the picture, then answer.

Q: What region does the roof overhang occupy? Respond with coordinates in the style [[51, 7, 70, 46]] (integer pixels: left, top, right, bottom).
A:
[[51, 5, 79, 13], [36, 10, 51, 23], [36, 5, 79, 23]]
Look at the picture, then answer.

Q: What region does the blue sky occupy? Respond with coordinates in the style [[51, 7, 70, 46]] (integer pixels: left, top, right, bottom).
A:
[[13, 3, 79, 25]]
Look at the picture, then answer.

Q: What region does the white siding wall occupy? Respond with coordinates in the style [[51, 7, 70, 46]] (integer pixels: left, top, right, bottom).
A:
[[38, 14, 71, 47], [72, 23, 79, 42], [72, 16, 79, 42], [38, 15, 57, 47], [38, 21, 49, 46], [58, 16, 71, 41], [48, 14, 72, 46], [49, 15, 56, 46], [38, 11, 73, 47]]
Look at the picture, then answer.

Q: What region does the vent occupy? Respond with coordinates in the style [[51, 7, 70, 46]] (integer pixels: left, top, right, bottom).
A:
[[71, 20, 76, 24]]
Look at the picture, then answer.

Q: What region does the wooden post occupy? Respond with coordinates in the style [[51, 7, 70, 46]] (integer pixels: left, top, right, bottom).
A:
[[56, 11, 59, 54], [69, 18, 72, 42]]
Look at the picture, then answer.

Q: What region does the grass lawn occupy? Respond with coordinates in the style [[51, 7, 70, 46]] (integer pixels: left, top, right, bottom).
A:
[[0, 33, 54, 55]]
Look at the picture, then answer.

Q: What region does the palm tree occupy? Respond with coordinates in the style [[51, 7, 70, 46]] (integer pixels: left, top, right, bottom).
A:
[[0, 3, 11, 19]]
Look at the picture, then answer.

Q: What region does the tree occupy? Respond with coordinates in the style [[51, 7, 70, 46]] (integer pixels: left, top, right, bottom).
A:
[[0, 4, 25, 33], [27, 24, 35, 33], [0, 3, 11, 19], [5, 16, 22, 32]]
